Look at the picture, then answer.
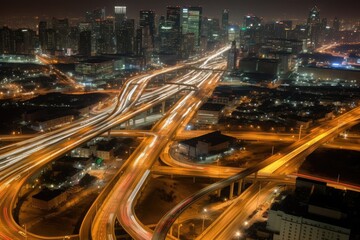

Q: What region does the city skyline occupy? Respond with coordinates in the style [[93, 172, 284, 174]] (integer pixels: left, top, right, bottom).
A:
[[1, 0, 359, 22]]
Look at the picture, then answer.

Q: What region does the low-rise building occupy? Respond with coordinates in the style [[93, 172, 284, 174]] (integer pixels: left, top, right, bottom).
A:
[[178, 131, 236, 159], [31, 188, 67, 210], [196, 103, 226, 125], [31, 115, 74, 131], [267, 178, 355, 240]]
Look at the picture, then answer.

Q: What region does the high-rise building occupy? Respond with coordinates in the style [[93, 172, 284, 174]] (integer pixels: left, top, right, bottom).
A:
[[165, 6, 182, 55], [86, 8, 106, 23], [52, 18, 70, 51], [227, 41, 238, 70], [222, 9, 229, 41], [45, 29, 56, 53], [135, 28, 143, 55], [203, 18, 221, 45], [116, 19, 135, 54], [307, 6, 321, 49], [0, 27, 14, 54], [85, 8, 107, 55], [159, 18, 182, 56], [79, 30, 92, 56], [97, 20, 114, 54], [181, 6, 202, 47], [38, 21, 47, 51], [14, 29, 36, 54], [241, 15, 263, 53], [166, 6, 181, 33], [333, 17, 340, 32], [114, 6, 126, 33], [139, 10, 156, 48]]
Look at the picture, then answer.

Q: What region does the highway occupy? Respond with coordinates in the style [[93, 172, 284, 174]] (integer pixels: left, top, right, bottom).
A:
[[89, 48, 230, 240], [0, 47, 229, 239], [3, 43, 359, 240], [153, 106, 360, 239]]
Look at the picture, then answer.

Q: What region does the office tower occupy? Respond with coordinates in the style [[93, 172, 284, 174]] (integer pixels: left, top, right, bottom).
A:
[[0, 27, 14, 54], [333, 17, 340, 32], [14, 29, 36, 54], [203, 18, 221, 44], [85, 8, 107, 54], [166, 6, 181, 33], [181, 6, 202, 47], [180, 33, 195, 58], [45, 29, 56, 53], [139, 10, 156, 48], [241, 15, 263, 53], [307, 6, 321, 48], [97, 20, 114, 54], [222, 9, 229, 41], [116, 19, 135, 54], [38, 21, 47, 51], [135, 28, 143, 55], [222, 9, 229, 30], [227, 40, 237, 70], [159, 19, 178, 55], [79, 30, 92, 56], [86, 8, 105, 23], [244, 15, 262, 29], [114, 6, 126, 32], [51, 18, 70, 52], [68, 26, 80, 53]]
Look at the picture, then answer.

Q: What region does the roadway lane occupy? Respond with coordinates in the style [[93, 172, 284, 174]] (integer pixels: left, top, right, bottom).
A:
[[153, 106, 360, 239], [90, 47, 230, 240], [0, 53, 226, 239]]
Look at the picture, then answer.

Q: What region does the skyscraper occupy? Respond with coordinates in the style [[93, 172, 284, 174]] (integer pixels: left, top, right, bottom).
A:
[[116, 19, 135, 54], [227, 40, 238, 70], [52, 18, 70, 51], [166, 6, 181, 33], [181, 7, 202, 47], [165, 6, 182, 54], [38, 21, 47, 51], [114, 6, 126, 52], [307, 6, 321, 49], [79, 30, 92, 56], [222, 9, 229, 41], [114, 6, 126, 33], [139, 10, 156, 48]]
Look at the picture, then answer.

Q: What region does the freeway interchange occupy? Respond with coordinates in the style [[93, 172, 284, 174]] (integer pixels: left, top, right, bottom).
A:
[[1, 45, 360, 240]]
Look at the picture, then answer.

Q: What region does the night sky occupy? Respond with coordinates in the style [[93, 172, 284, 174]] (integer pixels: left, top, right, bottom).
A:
[[1, 0, 359, 22]]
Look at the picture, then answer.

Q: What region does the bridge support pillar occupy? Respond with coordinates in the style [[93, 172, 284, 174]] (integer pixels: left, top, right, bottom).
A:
[[237, 179, 243, 195], [162, 101, 166, 115], [229, 182, 234, 199], [217, 188, 221, 197], [254, 171, 258, 181]]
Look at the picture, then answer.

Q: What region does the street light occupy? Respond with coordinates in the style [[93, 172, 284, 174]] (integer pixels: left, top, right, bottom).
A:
[[177, 223, 183, 239], [202, 208, 207, 232], [22, 224, 27, 239], [298, 125, 304, 140], [235, 230, 241, 239]]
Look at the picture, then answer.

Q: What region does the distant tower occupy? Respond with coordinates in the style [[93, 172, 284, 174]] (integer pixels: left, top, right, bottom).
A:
[[139, 10, 156, 48], [222, 9, 229, 42], [181, 6, 202, 47], [307, 6, 321, 49], [38, 21, 47, 51], [227, 41, 238, 70], [78, 30, 92, 56], [333, 17, 340, 32]]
